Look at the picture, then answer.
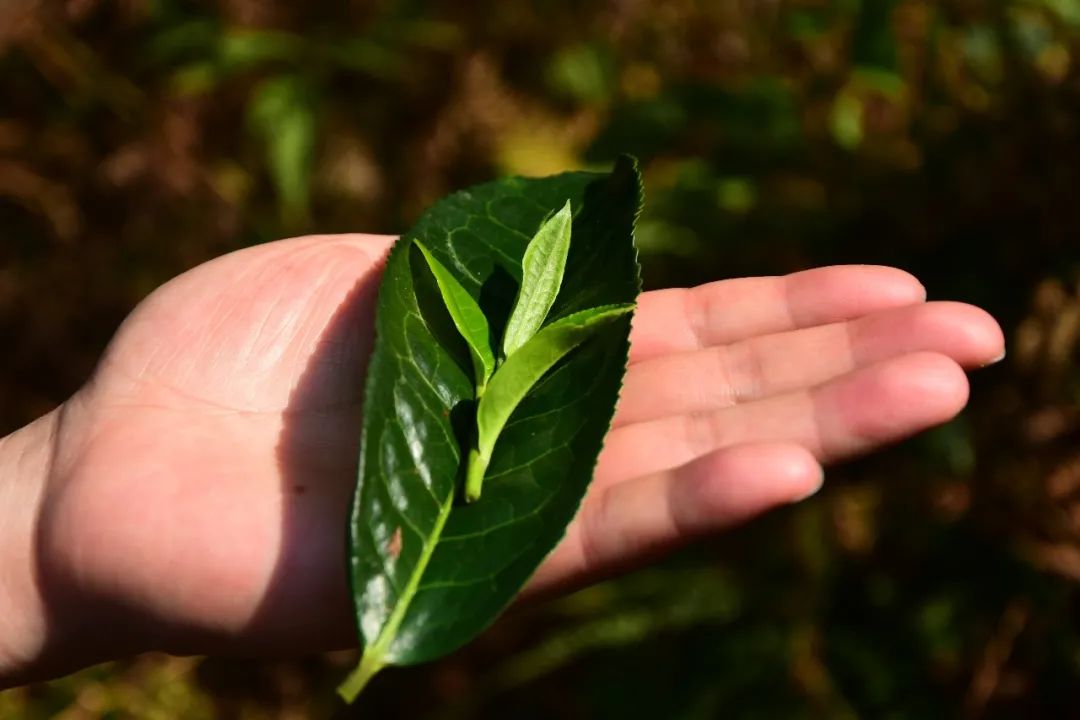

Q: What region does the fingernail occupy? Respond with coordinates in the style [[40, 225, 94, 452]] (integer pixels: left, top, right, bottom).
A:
[[791, 470, 825, 503], [983, 350, 1006, 367]]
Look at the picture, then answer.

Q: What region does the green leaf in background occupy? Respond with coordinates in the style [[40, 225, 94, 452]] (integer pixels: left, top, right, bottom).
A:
[[219, 29, 303, 71], [146, 18, 218, 65], [852, 0, 900, 72], [340, 156, 642, 702], [246, 75, 316, 227], [414, 240, 495, 395], [466, 303, 634, 502], [546, 43, 616, 103], [501, 199, 574, 358]]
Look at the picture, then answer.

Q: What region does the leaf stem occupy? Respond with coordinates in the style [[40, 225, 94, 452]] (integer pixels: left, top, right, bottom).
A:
[[337, 652, 386, 703], [465, 447, 490, 503]]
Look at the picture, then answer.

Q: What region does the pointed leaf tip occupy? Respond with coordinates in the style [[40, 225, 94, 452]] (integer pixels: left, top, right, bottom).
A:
[[501, 199, 574, 358]]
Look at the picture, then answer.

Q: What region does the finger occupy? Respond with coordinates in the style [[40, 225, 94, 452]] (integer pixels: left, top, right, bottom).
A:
[[615, 302, 1003, 427], [598, 352, 968, 485], [528, 442, 821, 595], [629, 265, 926, 363]]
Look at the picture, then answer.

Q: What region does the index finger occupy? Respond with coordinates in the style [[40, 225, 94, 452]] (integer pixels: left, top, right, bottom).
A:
[[629, 265, 926, 363]]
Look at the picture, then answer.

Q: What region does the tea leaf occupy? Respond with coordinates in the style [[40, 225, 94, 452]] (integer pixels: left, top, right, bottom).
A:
[[341, 156, 642, 702], [501, 199, 573, 357], [414, 240, 495, 395]]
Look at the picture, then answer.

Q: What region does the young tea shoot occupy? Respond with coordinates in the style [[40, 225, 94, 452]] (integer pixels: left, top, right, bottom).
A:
[[414, 241, 495, 396], [501, 199, 573, 358], [465, 303, 633, 501], [419, 201, 626, 502]]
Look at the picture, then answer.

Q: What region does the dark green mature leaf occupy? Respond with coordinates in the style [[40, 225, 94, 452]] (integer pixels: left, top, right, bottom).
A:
[[501, 199, 573, 358], [414, 240, 495, 394], [341, 156, 642, 701], [465, 303, 633, 502]]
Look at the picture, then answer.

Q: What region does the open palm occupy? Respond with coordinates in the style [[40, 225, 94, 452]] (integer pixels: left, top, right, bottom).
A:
[[37, 233, 1003, 673]]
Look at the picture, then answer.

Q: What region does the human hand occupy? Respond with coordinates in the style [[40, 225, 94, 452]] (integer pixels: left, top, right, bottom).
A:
[[0, 234, 1004, 685]]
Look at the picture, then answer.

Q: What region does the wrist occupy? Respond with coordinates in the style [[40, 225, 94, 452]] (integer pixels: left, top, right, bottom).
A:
[[0, 407, 58, 687]]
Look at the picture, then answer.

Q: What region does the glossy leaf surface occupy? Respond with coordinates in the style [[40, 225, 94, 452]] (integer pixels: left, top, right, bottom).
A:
[[342, 156, 642, 701]]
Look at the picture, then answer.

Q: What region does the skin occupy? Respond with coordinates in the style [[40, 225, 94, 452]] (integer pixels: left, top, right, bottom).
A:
[[0, 233, 1005, 688]]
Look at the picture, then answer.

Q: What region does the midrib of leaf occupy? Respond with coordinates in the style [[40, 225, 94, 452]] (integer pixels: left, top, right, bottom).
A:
[[338, 485, 455, 702]]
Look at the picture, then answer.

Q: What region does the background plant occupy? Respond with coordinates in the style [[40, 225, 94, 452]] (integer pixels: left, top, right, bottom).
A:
[[1, 0, 1078, 717]]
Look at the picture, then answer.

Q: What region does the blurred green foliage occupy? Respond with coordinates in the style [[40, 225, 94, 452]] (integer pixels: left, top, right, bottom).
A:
[[2, 0, 1080, 717]]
